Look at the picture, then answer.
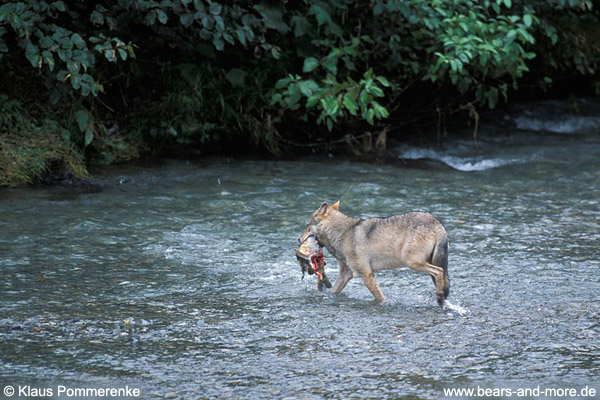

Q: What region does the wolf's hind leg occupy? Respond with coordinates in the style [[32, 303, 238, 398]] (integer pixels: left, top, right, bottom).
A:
[[331, 261, 353, 294], [411, 262, 446, 306]]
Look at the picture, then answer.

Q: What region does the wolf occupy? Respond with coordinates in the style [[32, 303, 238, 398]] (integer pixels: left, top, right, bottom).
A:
[[299, 201, 450, 306]]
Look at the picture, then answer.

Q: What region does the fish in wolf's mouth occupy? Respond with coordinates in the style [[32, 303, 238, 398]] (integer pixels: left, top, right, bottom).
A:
[[295, 236, 332, 291]]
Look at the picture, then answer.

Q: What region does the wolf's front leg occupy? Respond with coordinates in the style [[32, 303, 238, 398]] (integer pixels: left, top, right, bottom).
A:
[[360, 271, 386, 302], [330, 260, 353, 294]]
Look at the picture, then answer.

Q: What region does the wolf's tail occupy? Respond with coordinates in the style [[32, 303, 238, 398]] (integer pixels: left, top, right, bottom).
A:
[[432, 235, 450, 299]]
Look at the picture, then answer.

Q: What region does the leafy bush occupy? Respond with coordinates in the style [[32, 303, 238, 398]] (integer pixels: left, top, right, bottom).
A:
[[0, 0, 599, 184]]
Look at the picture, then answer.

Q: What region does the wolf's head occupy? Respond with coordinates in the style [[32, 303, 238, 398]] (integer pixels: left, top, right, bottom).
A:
[[299, 200, 340, 243]]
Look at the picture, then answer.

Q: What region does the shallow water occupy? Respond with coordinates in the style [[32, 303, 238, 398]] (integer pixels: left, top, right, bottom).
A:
[[1, 101, 599, 399]]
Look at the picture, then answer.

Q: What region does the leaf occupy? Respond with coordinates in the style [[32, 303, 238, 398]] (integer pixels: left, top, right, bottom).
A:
[[308, 5, 331, 27], [272, 46, 283, 60], [156, 9, 168, 24], [326, 118, 333, 131], [306, 95, 319, 108], [270, 93, 282, 106], [52, 1, 66, 12], [359, 89, 368, 106], [225, 68, 246, 87], [84, 127, 94, 146], [342, 93, 359, 115], [291, 15, 311, 38], [298, 80, 319, 96], [370, 86, 384, 97], [321, 57, 337, 75], [214, 15, 224, 30], [201, 15, 214, 29], [180, 13, 194, 27], [104, 48, 116, 62], [450, 59, 458, 72], [320, 97, 334, 115], [25, 41, 40, 67], [285, 84, 302, 107], [275, 76, 293, 89], [40, 36, 54, 48], [75, 110, 88, 132], [303, 57, 319, 73], [503, 0, 511, 8], [57, 48, 71, 62], [209, 3, 222, 16], [71, 33, 85, 49], [488, 88, 498, 109], [365, 109, 375, 125], [523, 14, 532, 28], [60, 37, 73, 50], [235, 28, 246, 46], [376, 76, 390, 87], [223, 33, 234, 45], [193, 0, 204, 11], [342, 56, 355, 71], [371, 101, 389, 118], [256, 4, 290, 34], [42, 50, 54, 70], [91, 10, 104, 25], [373, 3, 384, 15], [213, 35, 224, 51]]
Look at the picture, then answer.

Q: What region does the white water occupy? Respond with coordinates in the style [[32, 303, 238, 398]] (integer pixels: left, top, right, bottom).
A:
[[397, 146, 525, 171], [513, 115, 600, 134], [443, 300, 469, 316], [509, 98, 600, 134], [397, 99, 600, 171]]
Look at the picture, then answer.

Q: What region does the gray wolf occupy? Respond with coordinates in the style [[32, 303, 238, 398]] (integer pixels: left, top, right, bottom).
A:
[[300, 201, 450, 306]]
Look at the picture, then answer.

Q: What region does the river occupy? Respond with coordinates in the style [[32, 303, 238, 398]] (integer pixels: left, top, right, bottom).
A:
[[1, 100, 598, 399]]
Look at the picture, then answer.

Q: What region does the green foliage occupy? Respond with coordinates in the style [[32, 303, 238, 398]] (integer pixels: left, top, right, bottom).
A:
[[0, 1, 134, 98], [273, 68, 390, 131], [0, 95, 86, 186], [1, 0, 599, 184]]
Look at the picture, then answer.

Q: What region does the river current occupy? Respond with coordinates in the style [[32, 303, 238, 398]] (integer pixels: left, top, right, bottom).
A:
[[1, 100, 598, 399]]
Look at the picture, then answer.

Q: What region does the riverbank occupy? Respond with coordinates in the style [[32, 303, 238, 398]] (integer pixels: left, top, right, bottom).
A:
[[2, 96, 598, 189]]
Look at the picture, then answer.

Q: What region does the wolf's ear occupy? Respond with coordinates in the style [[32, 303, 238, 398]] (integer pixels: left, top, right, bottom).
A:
[[317, 201, 329, 215], [331, 200, 340, 210]]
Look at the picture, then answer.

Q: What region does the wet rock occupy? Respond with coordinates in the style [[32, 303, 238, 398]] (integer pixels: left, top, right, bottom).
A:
[[40, 168, 102, 191]]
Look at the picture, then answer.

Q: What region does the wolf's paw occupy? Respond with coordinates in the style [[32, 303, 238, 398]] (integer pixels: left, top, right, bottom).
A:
[[436, 293, 446, 307]]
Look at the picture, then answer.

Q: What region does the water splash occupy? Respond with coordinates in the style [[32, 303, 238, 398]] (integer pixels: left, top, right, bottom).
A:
[[443, 300, 469, 316]]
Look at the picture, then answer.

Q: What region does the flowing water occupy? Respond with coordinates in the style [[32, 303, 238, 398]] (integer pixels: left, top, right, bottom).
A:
[[1, 100, 599, 399]]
